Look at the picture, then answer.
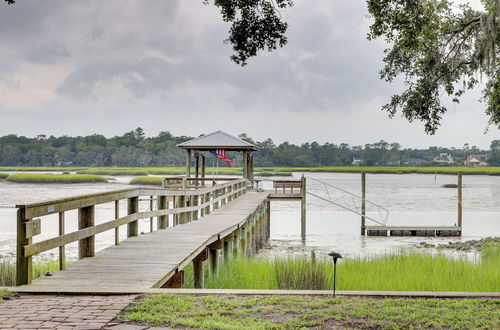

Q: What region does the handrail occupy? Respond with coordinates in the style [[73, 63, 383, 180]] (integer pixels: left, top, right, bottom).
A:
[[15, 178, 248, 286], [18, 179, 246, 219], [306, 177, 389, 226]]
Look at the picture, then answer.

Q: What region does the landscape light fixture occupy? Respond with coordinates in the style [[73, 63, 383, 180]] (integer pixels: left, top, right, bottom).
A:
[[328, 252, 342, 296]]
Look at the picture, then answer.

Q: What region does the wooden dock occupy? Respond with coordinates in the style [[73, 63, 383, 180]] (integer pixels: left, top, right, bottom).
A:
[[14, 178, 305, 293]]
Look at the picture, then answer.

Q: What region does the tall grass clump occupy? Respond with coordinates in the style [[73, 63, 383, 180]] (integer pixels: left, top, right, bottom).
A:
[[185, 245, 500, 292], [6, 173, 107, 184], [273, 257, 328, 289], [0, 173, 8, 179], [0, 259, 61, 286], [77, 168, 149, 176], [129, 176, 163, 186]]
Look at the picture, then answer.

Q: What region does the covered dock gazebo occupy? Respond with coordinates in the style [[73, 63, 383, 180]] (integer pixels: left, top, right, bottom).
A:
[[177, 130, 259, 181]]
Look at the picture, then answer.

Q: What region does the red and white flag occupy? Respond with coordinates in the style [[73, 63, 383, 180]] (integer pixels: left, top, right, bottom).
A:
[[211, 149, 234, 167]]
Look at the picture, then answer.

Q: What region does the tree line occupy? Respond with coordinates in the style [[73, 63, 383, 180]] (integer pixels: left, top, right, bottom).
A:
[[0, 128, 498, 167]]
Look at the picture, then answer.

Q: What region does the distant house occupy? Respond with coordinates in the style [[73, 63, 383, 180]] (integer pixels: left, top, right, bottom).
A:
[[404, 157, 426, 166], [352, 157, 364, 166], [433, 153, 454, 164], [465, 154, 488, 167]]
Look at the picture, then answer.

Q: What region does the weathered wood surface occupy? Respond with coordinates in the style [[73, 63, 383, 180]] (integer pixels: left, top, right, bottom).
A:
[[366, 226, 461, 231], [16, 192, 269, 293]]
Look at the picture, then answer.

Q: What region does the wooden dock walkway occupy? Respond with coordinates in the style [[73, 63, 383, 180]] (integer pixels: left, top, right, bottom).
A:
[[16, 191, 271, 293]]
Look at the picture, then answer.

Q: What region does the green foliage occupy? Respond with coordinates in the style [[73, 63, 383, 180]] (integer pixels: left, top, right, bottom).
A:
[[255, 171, 292, 177], [210, 0, 293, 66], [367, 0, 499, 133], [121, 294, 500, 329], [0, 130, 494, 167], [0, 173, 8, 179], [130, 176, 163, 186], [6, 173, 107, 184], [183, 246, 500, 292]]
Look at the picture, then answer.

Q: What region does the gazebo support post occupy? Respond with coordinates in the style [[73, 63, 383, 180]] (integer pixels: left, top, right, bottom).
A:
[[201, 154, 206, 179], [242, 151, 248, 180], [186, 150, 192, 178]]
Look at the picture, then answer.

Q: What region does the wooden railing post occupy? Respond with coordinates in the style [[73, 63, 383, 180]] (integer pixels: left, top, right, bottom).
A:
[[127, 196, 139, 237], [16, 207, 32, 286], [59, 212, 65, 270], [205, 192, 211, 215], [114, 200, 120, 245], [78, 205, 95, 259], [149, 196, 154, 232], [157, 196, 168, 229], [193, 194, 199, 220]]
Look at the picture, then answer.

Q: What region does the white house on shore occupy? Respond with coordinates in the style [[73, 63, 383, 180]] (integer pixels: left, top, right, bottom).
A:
[[433, 153, 454, 164], [464, 154, 488, 167]]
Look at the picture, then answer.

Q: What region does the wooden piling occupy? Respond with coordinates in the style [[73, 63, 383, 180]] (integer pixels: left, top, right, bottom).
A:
[[361, 171, 366, 236], [458, 172, 462, 234], [209, 248, 218, 276], [127, 197, 139, 237], [186, 150, 192, 178], [78, 205, 95, 259], [301, 175, 306, 241], [16, 207, 31, 285], [193, 248, 208, 288], [58, 212, 65, 270], [266, 200, 271, 239]]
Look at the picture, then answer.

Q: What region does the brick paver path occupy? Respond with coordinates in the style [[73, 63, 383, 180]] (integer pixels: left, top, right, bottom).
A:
[[0, 294, 137, 329]]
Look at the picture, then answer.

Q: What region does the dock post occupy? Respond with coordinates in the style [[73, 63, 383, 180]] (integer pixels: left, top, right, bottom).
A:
[[114, 200, 120, 245], [223, 235, 232, 262], [193, 248, 208, 288], [127, 197, 139, 237], [240, 226, 247, 255], [458, 172, 462, 235], [208, 240, 223, 276], [78, 205, 95, 259], [301, 175, 306, 241], [266, 199, 271, 239], [59, 212, 65, 270], [193, 194, 199, 221], [361, 172, 366, 236], [16, 207, 32, 285], [157, 196, 168, 229], [186, 150, 192, 178], [232, 228, 241, 257]]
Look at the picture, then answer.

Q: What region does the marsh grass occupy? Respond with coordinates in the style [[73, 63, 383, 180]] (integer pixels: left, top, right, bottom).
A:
[[182, 246, 500, 292], [130, 176, 163, 185], [255, 171, 293, 177], [0, 259, 61, 286], [120, 294, 500, 329], [6, 173, 107, 184], [0, 173, 8, 179]]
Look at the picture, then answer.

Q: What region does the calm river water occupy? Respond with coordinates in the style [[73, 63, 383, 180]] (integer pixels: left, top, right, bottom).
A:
[[1, 172, 499, 261]]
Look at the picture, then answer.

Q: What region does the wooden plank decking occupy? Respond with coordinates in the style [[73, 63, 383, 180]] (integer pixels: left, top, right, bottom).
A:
[[16, 192, 269, 293]]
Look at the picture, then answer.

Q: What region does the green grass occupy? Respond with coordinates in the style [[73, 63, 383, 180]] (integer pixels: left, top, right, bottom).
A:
[[0, 166, 85, 172], [5, 173, 107, 184], [0, 173, 8, 179], [0, 259, 61, 287], [255, 171, 293, 177], [182, 245, 500, 292], [130, 176, 163, 186], [120, 294, 500, 329]]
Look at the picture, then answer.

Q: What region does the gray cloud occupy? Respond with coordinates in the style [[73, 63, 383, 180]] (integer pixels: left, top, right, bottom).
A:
[[0, 0, 497, 148]]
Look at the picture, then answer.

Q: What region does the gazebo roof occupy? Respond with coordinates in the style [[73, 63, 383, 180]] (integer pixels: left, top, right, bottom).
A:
[[177, 130, 259, 151]]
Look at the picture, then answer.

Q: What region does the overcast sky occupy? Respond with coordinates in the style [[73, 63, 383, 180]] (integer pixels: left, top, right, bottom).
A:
[[0, 0, 497, 149]]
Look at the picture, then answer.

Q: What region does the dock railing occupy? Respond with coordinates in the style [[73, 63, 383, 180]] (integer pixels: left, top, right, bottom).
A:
[[15, 178, 247, 286]]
